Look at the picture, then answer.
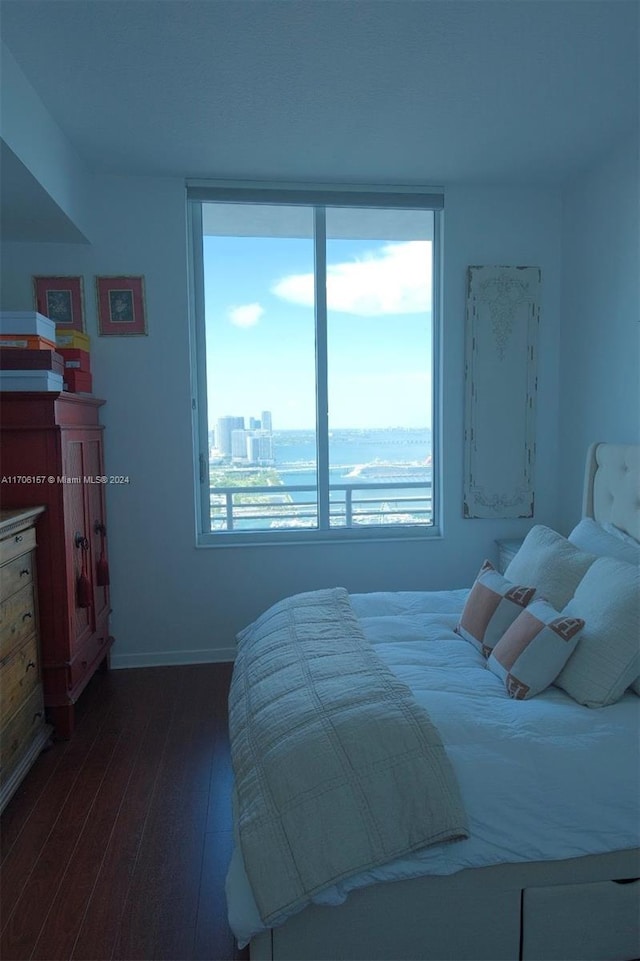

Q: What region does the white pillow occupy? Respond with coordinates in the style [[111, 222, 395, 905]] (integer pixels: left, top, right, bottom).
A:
[[554, 557, 640, 707], [569, 518, 640, 566], [504, 525, 596, 610], [488, 597, 585, 700]]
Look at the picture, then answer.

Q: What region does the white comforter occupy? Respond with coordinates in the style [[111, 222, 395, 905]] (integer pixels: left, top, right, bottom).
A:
[[226, 589, 640, 946]]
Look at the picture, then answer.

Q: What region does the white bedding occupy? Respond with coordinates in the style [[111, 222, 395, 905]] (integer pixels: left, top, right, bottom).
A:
[[226, 588, 640, 947]]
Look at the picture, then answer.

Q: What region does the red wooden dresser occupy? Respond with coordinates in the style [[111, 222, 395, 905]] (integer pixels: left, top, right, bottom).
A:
[[0, 392, 114, 738]]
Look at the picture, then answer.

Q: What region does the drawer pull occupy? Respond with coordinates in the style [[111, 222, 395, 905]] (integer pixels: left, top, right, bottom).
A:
[[33, 711, 43, 721], [22, 612, 33, 622], [20, 568, 30, 577], [26, 660, 36, 671], [14, 534, 23, 544]]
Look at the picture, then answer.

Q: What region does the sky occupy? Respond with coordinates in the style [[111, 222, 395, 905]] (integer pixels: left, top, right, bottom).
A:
[[203, 228, 433, 431]]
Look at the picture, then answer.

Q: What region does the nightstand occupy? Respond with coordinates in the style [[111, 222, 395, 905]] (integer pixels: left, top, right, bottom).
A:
[[495, 538, 524, 574]]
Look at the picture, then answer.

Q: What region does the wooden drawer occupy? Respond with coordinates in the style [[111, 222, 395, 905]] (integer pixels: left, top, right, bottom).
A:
[[69, 625, 110, 693], [0, 582, 36, 660], [0, 633, 40, 728], [0, 525, 36, 566], [522, 878, 640, 960], [1, 549, 34, 600], [0, 684, 45, 784]]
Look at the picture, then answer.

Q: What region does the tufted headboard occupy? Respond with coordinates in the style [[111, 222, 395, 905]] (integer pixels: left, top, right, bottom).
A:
[[582, 442, 640, 542]]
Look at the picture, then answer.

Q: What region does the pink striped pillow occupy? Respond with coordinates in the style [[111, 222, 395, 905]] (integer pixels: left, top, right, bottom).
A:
[[456, 560, 535, 657], [488, 597, 585, 700]]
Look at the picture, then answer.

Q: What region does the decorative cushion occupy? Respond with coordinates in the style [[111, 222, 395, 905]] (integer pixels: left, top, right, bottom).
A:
[[554, 557, 640, 707], [504, 525, 596, 610], [488, 598, 585, 700], [456, 560, 535, 657], [568, 517, 640, 565]]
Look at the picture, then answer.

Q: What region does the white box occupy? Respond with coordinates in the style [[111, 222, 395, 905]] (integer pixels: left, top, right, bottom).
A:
[[0, 370, 64, 392], [0, 311, 57, 340]]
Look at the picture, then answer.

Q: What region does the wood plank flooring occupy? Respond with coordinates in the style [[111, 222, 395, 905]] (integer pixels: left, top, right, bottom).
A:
[[0, 663, 250, 961]]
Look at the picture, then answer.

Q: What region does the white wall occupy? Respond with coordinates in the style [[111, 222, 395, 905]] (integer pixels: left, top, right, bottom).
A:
[[558, 135, 640, 532], [0, 176, 562, 666]]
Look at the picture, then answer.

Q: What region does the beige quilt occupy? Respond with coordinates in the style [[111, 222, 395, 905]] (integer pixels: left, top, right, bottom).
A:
[[228, 587, 468, 924]]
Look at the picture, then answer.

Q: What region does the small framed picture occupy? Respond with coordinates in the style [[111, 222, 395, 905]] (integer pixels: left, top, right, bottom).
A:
[[33, 275, 85, 331], [96, 275, 147, 336]]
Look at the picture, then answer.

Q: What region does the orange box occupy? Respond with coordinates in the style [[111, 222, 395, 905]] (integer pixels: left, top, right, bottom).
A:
[[0, 334, 57, 351]]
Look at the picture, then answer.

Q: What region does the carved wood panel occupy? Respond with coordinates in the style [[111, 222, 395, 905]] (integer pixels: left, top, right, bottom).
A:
[[463, 265, 541, 519]]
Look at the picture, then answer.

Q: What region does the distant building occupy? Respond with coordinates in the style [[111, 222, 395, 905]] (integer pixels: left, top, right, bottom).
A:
[[247, 430, 274, 464], [231, 428, 248, 460], [261, 410, 272, 433], [217, 416, 244, 455]]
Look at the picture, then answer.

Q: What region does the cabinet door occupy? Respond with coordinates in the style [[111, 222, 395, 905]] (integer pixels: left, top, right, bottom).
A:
[[62, 436, 94, 649], [84, 435, 110, 626]]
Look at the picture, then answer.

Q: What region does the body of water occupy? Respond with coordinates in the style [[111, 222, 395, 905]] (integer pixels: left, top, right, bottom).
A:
[[272, 427, 431, 471], [211, 428, 433, 528], [271, 428, 432, 504]]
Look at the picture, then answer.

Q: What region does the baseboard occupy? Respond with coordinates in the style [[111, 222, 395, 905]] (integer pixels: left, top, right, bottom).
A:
[[110, 647, 237, 669]]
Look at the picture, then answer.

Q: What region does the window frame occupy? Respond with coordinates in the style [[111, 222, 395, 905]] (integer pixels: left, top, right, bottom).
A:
[[187, 181, 443, 547]]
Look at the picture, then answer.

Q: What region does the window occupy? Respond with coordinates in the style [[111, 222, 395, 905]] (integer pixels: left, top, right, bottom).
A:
[[188, 184, 442, 544]]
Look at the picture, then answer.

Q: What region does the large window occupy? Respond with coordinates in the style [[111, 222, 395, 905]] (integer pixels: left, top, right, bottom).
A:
[[188, 184, 442, 544]]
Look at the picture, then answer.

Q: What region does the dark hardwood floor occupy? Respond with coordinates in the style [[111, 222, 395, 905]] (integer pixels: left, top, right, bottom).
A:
[[0, 662, 250, 961]]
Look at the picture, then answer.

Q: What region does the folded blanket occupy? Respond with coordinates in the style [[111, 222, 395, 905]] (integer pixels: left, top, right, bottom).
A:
[[229, 587, 468, 924]]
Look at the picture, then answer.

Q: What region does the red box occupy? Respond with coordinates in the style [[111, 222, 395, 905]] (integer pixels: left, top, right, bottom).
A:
[[64, 370, 93, 393], [0, 348, 64, 375], [59, 348, 91, 372]]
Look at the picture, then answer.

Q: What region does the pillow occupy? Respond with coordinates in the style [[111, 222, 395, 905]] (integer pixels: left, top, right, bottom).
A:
[[554, 557, 640, 707], [602, 522, 640, 547], [504, 525, 596, 610], [456, 560, 535, 657], [568, 517, 640, 566], [487, 597, 585, 700]]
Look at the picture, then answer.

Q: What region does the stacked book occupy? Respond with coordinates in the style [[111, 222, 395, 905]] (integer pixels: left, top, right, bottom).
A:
[[56, 330, 92, 393], [0, 312, 93, 394], [0, 312, 64, 391]]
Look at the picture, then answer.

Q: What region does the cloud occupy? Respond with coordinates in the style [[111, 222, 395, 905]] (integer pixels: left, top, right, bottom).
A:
[[228, 302, 264, 327], [271, 241, 431, 316]]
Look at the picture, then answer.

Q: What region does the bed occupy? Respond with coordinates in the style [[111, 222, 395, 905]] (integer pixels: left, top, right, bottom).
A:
[[225, 442, 640, 961]]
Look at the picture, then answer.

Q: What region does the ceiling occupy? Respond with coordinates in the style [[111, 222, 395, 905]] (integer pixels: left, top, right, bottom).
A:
[[0, 0, 638, 190]]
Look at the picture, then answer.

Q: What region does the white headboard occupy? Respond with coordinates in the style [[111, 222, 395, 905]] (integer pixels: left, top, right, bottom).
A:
[[582, 442, 640, 542]]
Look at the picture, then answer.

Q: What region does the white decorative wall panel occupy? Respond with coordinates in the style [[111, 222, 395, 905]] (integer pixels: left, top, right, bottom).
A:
[[463, 265, 541, 518]]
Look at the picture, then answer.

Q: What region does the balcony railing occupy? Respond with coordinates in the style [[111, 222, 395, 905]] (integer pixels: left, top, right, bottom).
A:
[[209, 480, 433, 531]]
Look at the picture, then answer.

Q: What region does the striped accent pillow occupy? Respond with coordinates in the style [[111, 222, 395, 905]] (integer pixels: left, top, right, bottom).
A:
[[456, 560, 535, 657], [488, 597, 585, 700]]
